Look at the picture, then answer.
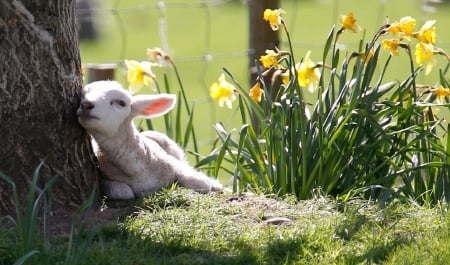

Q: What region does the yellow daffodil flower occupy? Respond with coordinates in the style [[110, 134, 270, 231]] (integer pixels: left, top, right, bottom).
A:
[[263, 8, 286, 31], [210, 74, 237, 108], [282, 51, 321, 93], [431, 85, 450, 104], [415, 42, 435, 75], [281, 70, 290, 87], [297, 51, 321, 92], [249, 82, 264, 103], [382, 39, 401, 56], [339, 13, 361, 33], [259, 49, 280, 68], [124, 60, 156, 94], [414, 20, 436, 45], [387, 16, 416, 38]]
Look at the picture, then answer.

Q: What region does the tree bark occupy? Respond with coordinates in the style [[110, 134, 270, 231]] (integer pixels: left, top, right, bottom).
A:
[[248, 0, 280, 82], [248, 0, 280, 133], [0, 0, 98, 215]]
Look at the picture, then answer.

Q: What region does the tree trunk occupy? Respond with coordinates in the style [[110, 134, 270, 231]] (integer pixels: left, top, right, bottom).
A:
[[248, 0, 280, 82], [248, 0, 280, 132], [0, 0, 98, 215]]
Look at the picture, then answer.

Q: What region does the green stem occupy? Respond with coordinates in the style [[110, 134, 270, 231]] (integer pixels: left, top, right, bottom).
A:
[[170, 62, 199, 162]]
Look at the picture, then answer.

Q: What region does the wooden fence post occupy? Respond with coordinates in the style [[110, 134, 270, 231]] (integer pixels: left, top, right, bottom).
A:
[[86, 63, 117, 82]]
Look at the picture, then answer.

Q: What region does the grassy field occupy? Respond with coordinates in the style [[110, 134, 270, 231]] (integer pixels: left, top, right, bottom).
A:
[[2, 188, 450, 264], [80, 0, 450, 160]]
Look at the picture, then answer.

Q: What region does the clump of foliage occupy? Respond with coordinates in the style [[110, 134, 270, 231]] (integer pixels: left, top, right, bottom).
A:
[[207, 10, 450, 204], [0, 163, 55, 264]]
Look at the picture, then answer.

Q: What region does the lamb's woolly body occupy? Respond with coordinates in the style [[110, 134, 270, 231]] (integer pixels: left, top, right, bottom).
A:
[[77, 80, 222, 199]]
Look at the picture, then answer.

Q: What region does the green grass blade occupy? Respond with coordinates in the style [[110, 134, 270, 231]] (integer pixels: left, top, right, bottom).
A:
[[12, 250, 39, 265], [175, 92, 182, 144], [183, 104, 195, 149]]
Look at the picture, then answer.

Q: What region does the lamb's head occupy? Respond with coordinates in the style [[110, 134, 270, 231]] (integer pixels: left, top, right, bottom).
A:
[[77, 80, 176, 138]]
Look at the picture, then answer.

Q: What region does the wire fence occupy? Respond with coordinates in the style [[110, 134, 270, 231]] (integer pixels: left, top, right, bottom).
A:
[[77, 0, 450, 85], [77, 0, 450, 60], [77, 0, 247, 66]]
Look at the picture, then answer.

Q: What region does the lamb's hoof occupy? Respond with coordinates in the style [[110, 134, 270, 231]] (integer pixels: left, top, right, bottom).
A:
[[210, 180, 224, 192]]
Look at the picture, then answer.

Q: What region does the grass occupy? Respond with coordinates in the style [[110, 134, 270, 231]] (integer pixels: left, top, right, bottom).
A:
[[2, 188, 450, 264], [0, 162, 58, 264]]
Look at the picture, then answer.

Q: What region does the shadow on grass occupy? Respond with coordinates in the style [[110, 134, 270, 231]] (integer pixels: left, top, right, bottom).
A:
[[84, 226, 260, 265], [264, 236, 312, 265], [342, 237, 412, 265]]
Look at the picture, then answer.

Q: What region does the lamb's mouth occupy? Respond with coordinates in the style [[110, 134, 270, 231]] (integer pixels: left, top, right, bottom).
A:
[[77, 114, 100, 121]]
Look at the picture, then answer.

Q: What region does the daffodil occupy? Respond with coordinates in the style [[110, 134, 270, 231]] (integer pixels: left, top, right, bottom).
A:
[[249, 82, 264, 102], [339, 13, 361, 33], [259, 49, 280, 68], [382, 39, 401, 56], [387, 16, 416, 38], [297, 51, 321, 92], [210, 74, 237, 108], [263, 8, 285, 31], [124, 60, 156, 93], [431, 85, 450, 104], [281, 70, 290, 87], [147, 47, 172, 66], [282, 51, 321, 93], [414, 20, 436, 45], [415, 42, 435, 75]]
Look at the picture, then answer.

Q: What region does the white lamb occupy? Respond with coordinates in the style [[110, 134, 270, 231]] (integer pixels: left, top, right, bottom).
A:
[[77, 80, 223, 199]]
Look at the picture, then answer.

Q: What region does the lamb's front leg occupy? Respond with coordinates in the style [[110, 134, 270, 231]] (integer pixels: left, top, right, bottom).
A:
[[175, 165, 223, 193], [101, 178, 135, 200], [96, 151, 136, 199]]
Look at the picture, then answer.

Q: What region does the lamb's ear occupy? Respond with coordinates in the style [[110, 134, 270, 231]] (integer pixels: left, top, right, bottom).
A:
[[131, 94, 176, 119]]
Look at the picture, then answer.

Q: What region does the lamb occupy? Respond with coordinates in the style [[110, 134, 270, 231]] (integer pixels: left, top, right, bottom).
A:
[[77, 80, 223, 199]]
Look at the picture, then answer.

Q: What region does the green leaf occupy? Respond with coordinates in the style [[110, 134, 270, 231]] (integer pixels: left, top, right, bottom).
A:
[[12, 250, 39, 265]]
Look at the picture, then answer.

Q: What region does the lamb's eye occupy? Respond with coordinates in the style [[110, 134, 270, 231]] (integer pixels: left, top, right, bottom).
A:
[[110, 100, 127, 107]]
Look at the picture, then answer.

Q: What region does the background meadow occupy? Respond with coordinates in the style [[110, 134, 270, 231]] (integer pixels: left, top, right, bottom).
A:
[[79, 0, 450, 186]]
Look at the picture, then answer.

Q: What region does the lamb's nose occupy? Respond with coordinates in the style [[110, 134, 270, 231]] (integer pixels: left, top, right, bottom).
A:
[[81, 102, 94, 110]]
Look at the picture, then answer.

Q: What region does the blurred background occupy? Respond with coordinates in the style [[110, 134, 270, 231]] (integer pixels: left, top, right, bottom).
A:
[[76, 0, 450, 156]]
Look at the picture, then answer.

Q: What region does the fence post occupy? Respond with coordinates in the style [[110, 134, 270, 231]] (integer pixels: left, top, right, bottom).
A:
[[86, 63, 117, 82], [248, 0, 280, 132]]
